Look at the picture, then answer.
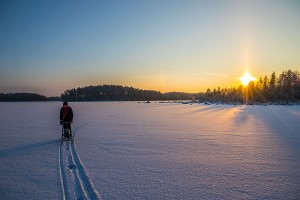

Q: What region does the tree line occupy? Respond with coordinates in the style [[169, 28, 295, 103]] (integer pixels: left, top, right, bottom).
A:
[[199, 69, 300, 104], [61, 85, 198, 101], [0, 93, 48, 101]]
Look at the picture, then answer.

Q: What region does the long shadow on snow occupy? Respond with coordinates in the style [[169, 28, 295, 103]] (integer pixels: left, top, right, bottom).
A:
[[0, 139, 61, 157], [190, 104, 241, 114], [231, 105, 300, 155]]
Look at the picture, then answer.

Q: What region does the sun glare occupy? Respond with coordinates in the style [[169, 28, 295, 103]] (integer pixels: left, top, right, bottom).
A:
[[240, 71, 256, 86]]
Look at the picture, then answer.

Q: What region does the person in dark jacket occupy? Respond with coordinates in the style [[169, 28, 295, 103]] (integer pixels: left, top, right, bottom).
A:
[[60, 102, 73, 138]]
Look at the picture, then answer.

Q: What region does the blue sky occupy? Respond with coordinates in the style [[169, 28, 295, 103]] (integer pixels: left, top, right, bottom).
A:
[[1, 0, 300, 96]]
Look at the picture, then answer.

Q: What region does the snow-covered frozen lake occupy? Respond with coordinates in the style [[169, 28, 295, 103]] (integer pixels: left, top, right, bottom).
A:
[[0, 102, 300, 199]]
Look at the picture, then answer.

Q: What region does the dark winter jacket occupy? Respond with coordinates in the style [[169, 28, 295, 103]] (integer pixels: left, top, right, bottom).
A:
[[60, 106, 73, 122]]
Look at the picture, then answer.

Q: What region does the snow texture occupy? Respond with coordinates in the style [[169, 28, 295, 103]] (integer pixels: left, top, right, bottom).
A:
[[0, 102, 300, 199]]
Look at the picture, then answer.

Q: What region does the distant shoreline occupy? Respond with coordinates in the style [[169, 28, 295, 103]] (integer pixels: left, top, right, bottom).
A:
[[0, 93, 60, 102], [1, 99, 300, 106]]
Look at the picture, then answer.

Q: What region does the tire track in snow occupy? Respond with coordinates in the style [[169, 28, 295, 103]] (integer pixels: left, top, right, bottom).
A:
[[59, 123, 101, 200]]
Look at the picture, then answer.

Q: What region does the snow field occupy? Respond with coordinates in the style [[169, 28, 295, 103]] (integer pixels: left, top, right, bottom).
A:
[[0, 102, 300, 199]]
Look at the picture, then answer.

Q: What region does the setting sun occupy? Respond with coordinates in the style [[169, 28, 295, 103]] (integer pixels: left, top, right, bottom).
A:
[[240, 71, 256, 86]]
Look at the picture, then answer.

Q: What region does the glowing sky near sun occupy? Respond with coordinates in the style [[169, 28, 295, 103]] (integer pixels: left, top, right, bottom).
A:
[[0, 0, 300, 96], [240, 71, 256, 86]]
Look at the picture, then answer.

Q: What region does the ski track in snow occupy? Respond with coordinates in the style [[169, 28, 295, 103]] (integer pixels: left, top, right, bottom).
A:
[[59, 123, 101, 200], [59, 139, 70, 200]]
